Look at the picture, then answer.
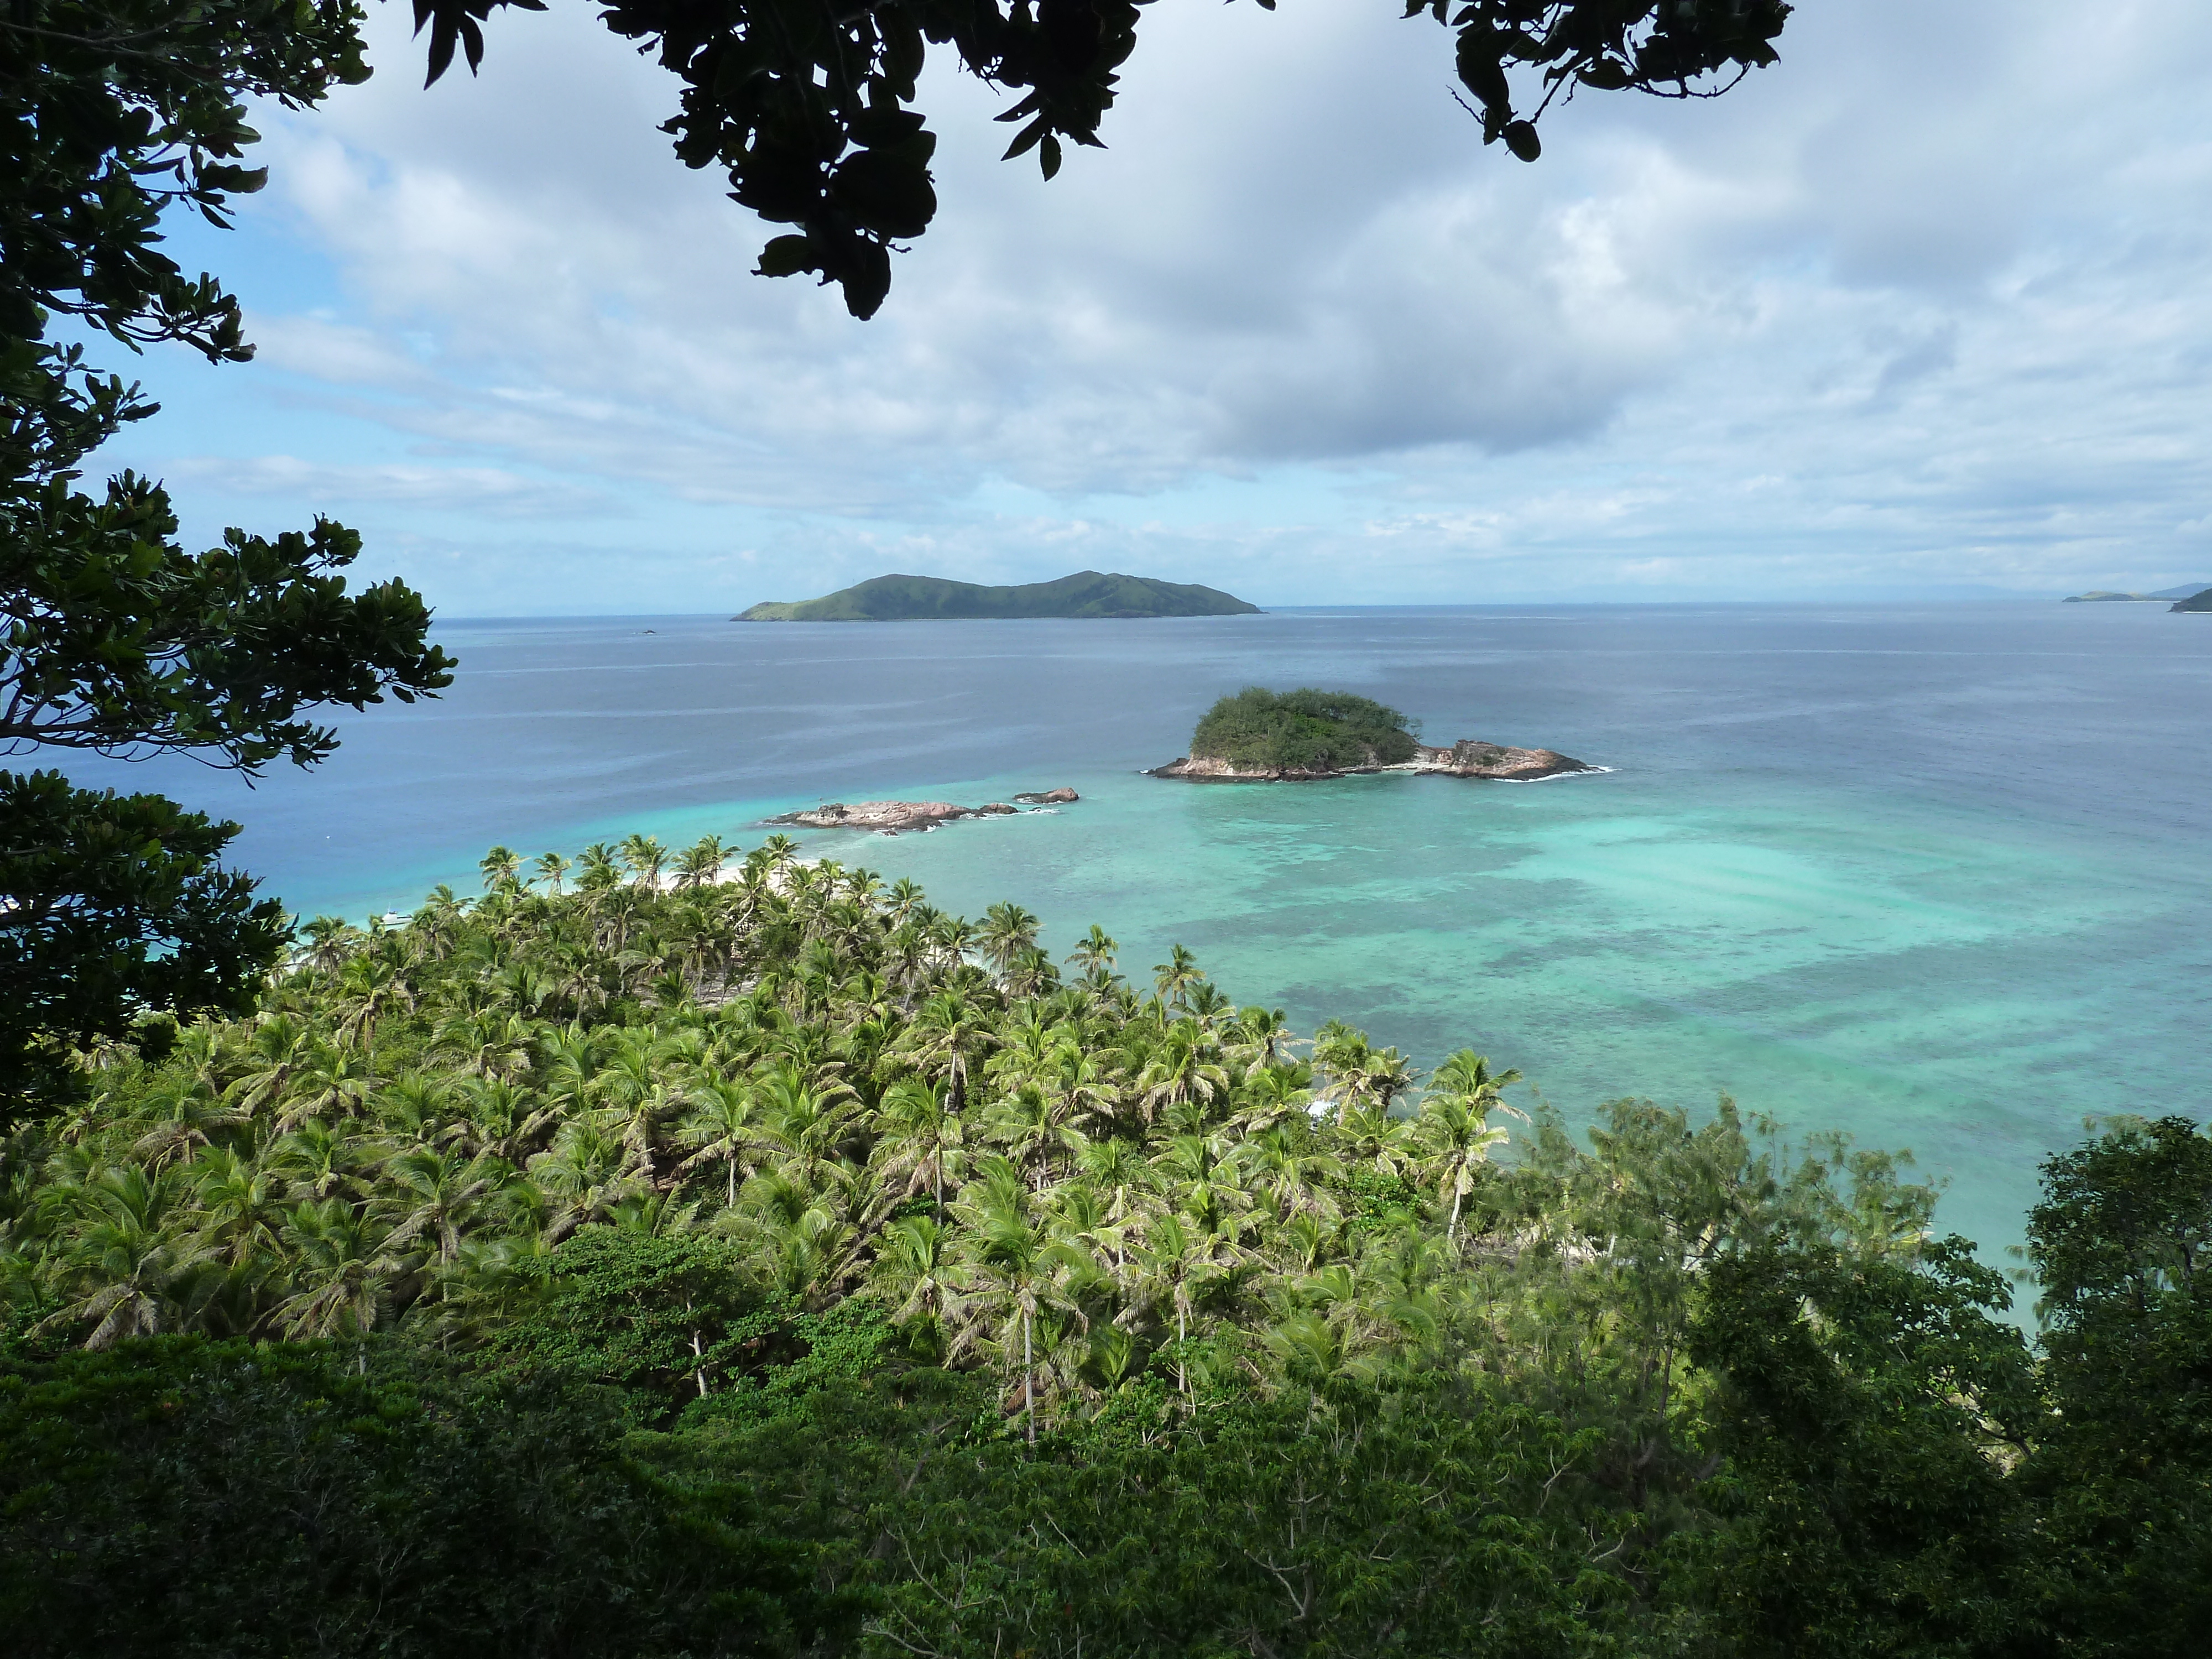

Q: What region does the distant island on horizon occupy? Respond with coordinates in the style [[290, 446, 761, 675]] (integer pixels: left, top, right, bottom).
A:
[[2062, 582, 2212, 603], [734, 570, 1260, 622]]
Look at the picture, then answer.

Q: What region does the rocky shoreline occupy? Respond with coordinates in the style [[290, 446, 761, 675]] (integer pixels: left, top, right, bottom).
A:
[[767, 787, 1078, 834], [1149, 740, 1594, 782]]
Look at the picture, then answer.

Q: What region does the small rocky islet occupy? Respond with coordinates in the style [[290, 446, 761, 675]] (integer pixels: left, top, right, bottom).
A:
[[766, 690, 1592, 835], [768, 787, 1078, 834], [1149, 687, 1595, 782]]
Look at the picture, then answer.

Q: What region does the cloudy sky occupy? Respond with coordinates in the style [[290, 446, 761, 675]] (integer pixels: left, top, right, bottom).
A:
[[101, 0, 2212, 611]]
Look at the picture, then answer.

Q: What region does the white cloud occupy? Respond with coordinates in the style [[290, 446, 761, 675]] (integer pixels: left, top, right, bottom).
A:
[[166, 455, 615, 518], [101, 0, 2212, 606]]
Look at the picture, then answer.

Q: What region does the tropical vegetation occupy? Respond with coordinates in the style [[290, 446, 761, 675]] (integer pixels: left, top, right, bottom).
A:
[[3, 835, 2205, 1656], [1190, 686, 1422, 771]]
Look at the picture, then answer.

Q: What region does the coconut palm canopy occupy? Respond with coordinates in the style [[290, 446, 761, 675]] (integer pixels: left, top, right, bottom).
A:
[[4, 830, 1965, 1398]]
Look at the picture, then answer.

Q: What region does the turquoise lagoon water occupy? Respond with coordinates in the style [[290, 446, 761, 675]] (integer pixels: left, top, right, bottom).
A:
[[84, 603, 2212, 1268]]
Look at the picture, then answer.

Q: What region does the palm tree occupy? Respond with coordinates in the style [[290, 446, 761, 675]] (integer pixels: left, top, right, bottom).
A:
[[870, 1076, 964, 1209], [272, 1199, 400, 1339], [409, 888, 469, 960], [479, 845, 523, 890], [268, 1119, 375, 1202], [577, 842, 624, 894], [299, 915, 361, 977], [431, 1006, 534, 1082], [750, 1201, 859, 1307], [873, 1213, 957, 1338], [1333, 1098, 1414, 1179], [1238, 1124, 1342, 1223], [450, 1072, 556, 1162], [533, 851, 573, 894], [620, 833, 669, 891], [1183, 981, 1234, 1032], [228, 1013, 314, 1115], [1131, 1211, 1241, 1397], [378, 1147, 505, 1265], [884, 877, 925, 926], [34, 1166, 198, 1348], [676, 1078, 766, 1207], [1316, 1022, 1415, 1123], [331, 954, 408, 1056], [1410, 1050, 1526, 1242], [1232, 1060, 1316, 1135], [1003, 945, 1060, 1000], [128, 1074, 250, 1170], [192, 1146, 290, 1271], [590, 1027, 687, 1185], [951, 1205, 1084, 1443], [1042, 1037, 1123, 1134], [1152, 944, 1204, 1011], [1354, 1046, 1418, 1116], [1075, 1137, 1156, 1244], [928, 912, 981, 974], [278, 1041, 376, 1129], [1228, 1005, 1302, 1068], [1150, 1129, 1256, 1238], [895, 990, 998, 1113], [979, 902, 1041, 978], [675, 834, 729, 890], [983, 1083, 1088, 1191], [749, 1061, 862, 1191], [1133, 1024, 1230, 1124], [1065, 924, 1117, 975], [529, 1119, 643, 1241]]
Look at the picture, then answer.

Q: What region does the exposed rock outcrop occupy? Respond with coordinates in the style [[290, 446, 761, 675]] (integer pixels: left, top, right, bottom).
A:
[[1412, 740, 1593, 780], [767, 789, 1079, 834], [1149, 740, 1594, 782], [770, 800, 970, 832], [1013, 787, 1080, 804]]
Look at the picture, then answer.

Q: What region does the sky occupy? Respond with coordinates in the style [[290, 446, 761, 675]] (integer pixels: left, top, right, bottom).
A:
[[91, 0, 2212, 612]]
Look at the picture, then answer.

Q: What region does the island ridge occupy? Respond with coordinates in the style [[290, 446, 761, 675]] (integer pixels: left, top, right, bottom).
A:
[[736, 570, 1260, 621]]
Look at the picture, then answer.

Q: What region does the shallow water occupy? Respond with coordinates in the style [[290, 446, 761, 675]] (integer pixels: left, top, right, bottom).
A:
[[85, 602, 2212, 1266]]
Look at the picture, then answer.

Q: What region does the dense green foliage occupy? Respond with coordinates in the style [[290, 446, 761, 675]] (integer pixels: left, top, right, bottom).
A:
[[0, 1335, 813, 1657], [738, 570, 1259, 621], [1, 0, 453, 1114], [0, 771, 287, 1103], [2016, 1116, 2212, 1653], [1190, 686, 1421, 771], [3, 836, 2200, 1654]]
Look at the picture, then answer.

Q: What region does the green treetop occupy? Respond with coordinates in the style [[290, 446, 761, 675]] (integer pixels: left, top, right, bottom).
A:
[[1190, 686, 1421, 770]]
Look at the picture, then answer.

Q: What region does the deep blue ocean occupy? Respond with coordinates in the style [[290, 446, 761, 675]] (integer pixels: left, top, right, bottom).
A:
[[81, 602, 2212, 1271]]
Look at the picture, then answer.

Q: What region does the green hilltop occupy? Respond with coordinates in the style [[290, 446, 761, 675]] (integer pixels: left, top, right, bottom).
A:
[[1192, 687, 1420, 771], [736, 569, 1260, 621]]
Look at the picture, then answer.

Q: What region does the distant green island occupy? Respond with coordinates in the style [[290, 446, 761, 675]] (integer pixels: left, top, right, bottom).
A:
[[2062, 582, 2212, 603], [735, 569, 1260, 621], [2174, 589, 2212, 612]]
